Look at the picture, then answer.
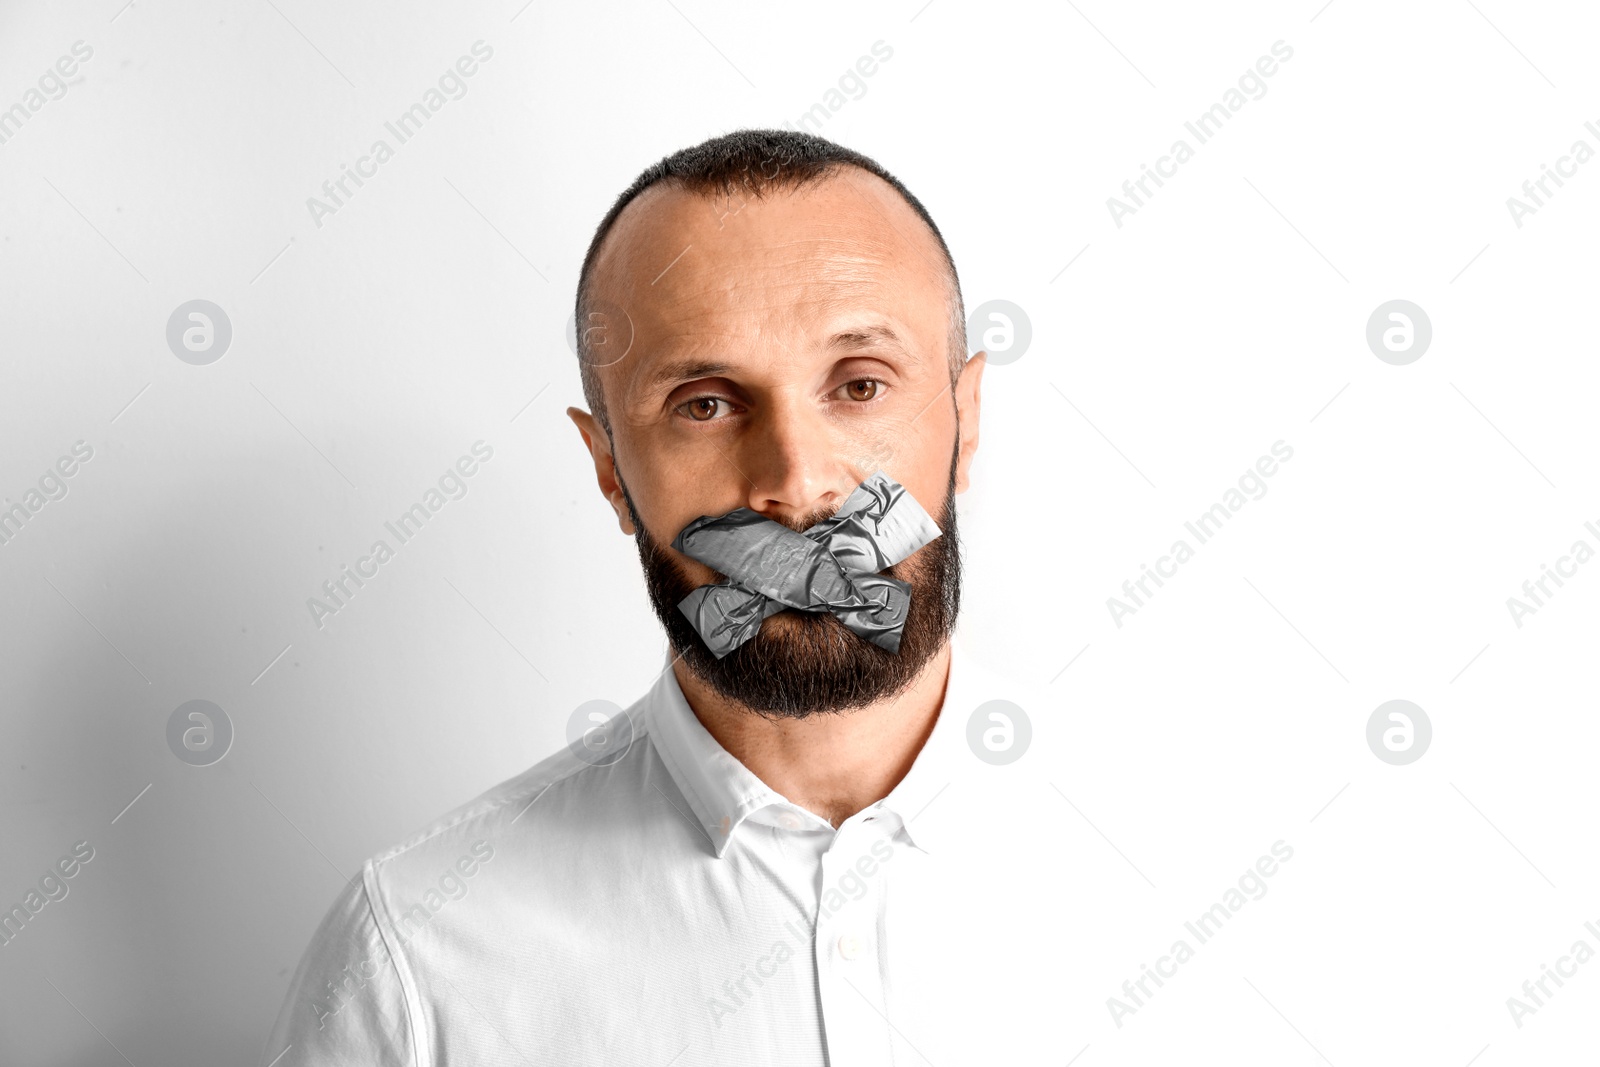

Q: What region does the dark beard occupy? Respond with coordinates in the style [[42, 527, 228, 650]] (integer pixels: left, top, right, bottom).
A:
[[615, 443, 962, 720]]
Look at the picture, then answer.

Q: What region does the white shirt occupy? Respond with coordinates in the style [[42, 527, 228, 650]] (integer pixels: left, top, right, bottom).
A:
[[260, 635, 1073, 1065]]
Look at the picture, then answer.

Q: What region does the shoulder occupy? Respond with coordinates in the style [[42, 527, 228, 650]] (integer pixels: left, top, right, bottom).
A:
[[363, 713, 667, 899], [260, 729, 665, 1066]]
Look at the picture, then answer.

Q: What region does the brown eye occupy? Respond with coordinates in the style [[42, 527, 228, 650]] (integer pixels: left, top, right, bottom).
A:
[[844, 380, 879, 401], [684, 397, 724, 421]]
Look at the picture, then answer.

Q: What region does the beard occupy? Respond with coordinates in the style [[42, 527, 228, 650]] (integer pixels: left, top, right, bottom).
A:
[[615, 442, 963, 720]]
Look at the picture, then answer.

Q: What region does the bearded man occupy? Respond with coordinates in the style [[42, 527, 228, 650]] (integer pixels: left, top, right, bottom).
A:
[[263, 129, 1068, 1066]]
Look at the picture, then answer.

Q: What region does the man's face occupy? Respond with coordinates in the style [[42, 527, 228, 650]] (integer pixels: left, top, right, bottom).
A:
[[569, 167, 984, 716]]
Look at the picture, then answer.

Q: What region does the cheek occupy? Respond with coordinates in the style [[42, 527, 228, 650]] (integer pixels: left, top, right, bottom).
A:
[[855, 436, 898, 473], [850, 403, 948, 483], [624, 445, 723, 533], [848, 406, 923, 474]]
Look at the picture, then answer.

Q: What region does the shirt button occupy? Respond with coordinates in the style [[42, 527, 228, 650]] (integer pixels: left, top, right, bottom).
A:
[[837, 934, 863, 960], [779, 812, 803, 830]]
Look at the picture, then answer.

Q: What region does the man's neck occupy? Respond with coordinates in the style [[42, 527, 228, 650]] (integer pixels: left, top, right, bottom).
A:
[[672, 642, 953, 830]]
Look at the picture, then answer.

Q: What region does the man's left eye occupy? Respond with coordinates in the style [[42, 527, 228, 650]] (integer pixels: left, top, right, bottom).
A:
[[840, 379, 882, 402]]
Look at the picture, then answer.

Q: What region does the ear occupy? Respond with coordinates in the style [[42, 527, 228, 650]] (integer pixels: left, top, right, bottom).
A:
[[566, 407, 637, 536], [952, 353, 985, 494]]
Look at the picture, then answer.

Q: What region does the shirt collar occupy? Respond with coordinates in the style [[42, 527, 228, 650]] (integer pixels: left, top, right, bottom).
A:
[[643, 633, 982, 858], [642, 648, 789, 857], [872, 633, 977, 854]]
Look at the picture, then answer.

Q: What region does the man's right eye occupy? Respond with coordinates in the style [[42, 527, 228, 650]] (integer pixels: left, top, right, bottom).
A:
[[680, 397, 733, 422]]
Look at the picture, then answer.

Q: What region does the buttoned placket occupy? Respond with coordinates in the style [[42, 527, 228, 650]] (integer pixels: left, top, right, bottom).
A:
[[813, 812, 898, 1067]]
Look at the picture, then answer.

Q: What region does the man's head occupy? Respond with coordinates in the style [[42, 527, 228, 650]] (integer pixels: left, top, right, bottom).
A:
[[567, 129, 984, 718]]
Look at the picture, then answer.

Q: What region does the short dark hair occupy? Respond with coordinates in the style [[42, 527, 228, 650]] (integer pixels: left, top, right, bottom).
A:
[[574, 128, 967, 432]]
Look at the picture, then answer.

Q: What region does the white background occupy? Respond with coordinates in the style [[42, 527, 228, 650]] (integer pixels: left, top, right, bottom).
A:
[[1, 0, 1597, 1063]]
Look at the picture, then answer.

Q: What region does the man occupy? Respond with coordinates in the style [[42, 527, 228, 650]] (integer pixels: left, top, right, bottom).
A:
[[262, 129, 1067, 1066]]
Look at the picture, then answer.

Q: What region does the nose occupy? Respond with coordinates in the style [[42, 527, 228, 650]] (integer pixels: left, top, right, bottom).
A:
[[740, 392, 850, 527]]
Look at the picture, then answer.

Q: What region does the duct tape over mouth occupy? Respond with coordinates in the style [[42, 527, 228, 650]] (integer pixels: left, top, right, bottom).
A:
[[670, 471, 941, 658]]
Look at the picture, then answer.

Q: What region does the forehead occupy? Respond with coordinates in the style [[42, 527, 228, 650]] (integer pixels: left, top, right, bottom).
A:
[[587, 167, 950, 373]]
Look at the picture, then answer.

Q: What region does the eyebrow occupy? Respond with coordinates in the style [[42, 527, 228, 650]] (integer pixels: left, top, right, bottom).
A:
[[644, 358, 737, 393], [825, 324, 911, 355]]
